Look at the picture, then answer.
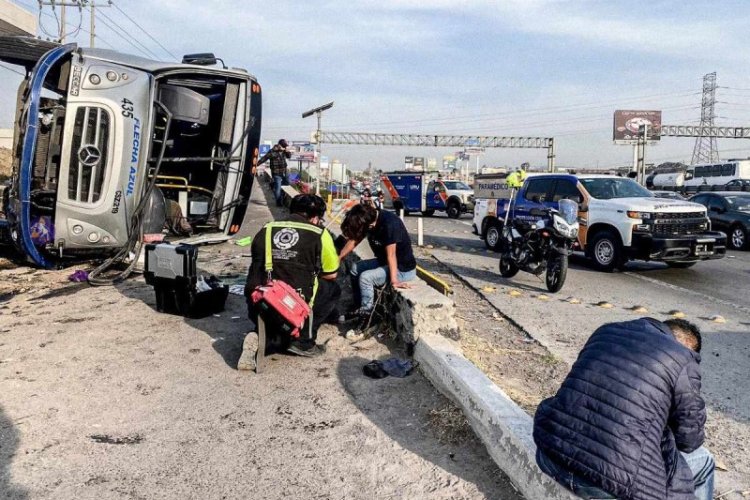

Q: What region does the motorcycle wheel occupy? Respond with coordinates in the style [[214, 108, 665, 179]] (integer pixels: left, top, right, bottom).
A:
[[499, 255, 519, 278], [545, 253, 568, 293]]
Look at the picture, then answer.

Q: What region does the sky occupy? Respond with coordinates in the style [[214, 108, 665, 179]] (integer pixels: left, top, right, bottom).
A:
[[3, 0, 750, 171]]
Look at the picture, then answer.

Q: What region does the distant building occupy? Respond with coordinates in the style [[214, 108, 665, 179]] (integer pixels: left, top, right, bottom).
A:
[[0, 129, 13, 149], [0, 0, 37, 36]]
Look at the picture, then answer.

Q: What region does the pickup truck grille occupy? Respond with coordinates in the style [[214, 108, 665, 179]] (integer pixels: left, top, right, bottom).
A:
[[652, 212, 707, 236]]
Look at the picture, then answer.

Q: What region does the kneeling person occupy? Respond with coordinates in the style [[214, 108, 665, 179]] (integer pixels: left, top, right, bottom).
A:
[[243, 194, 340, 360]]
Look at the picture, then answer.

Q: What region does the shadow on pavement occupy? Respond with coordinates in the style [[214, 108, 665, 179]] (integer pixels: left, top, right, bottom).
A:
[[335, 354, 523, 499], [0, 404, 27, 500]]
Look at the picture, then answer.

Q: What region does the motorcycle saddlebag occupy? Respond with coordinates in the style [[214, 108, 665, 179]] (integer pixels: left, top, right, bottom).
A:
[[250, 280, 310, 338]]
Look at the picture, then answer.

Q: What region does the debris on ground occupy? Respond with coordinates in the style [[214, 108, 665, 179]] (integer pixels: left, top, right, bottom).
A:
[[89, 434, 144, 445], [362, 358, 417, 379], [428, 402, 473, 445], [68, 270, 89, 282]]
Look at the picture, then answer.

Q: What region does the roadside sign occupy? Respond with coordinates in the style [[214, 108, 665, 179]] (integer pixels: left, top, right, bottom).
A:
[[613, 110, 661, 143], [465, 138, 480, 146]]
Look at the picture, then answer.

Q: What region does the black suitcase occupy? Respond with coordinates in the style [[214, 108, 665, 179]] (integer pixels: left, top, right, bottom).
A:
[[144, 243, 228, 319]]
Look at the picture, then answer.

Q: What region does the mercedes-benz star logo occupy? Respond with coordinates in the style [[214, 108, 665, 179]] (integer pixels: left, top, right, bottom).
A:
[[78, 145, 101, 167]]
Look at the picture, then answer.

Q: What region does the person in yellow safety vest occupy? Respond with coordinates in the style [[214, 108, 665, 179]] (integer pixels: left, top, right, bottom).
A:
[[506, 163, 529, 188]]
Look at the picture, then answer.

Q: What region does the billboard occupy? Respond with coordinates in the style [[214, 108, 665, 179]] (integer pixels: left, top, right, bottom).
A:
[[289, 141, 316, 162], [613, 110, 661, 143]]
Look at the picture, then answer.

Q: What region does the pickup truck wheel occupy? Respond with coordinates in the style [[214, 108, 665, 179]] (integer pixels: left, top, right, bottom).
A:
[[484, 221, 504, 252], [447, 201, 461, 219], [729, 224, 747, 250], [666, 261, 697, 269], [588, 230, 623, 272], [421, 209, 435, 217]]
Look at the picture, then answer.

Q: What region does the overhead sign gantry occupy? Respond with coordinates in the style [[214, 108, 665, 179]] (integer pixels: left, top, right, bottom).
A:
[[317, 131, 556, 171]]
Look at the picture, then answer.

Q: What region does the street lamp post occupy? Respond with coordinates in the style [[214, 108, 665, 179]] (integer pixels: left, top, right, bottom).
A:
[[302, 101, 334, 196]]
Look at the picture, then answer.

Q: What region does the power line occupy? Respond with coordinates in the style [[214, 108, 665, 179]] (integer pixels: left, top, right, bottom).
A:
[[91, 8, 158, 59], [111, 1, 177, 60], [0, 62, 26, 76], [95, 8, 161, 59]]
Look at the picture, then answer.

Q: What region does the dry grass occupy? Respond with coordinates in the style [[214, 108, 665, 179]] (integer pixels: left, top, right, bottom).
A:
[[428, 402, 474, 445]]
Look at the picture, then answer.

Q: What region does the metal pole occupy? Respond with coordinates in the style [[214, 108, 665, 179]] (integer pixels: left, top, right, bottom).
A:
[[632, 143, 638, 174], [417, 217, 424, 247], [90, 3, 95, 47], [547, 139, 555, 172], [316, 112, 321, 196]]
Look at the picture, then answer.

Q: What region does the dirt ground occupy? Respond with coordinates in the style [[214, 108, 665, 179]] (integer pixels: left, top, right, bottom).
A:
[[0, 184, 524, 500]]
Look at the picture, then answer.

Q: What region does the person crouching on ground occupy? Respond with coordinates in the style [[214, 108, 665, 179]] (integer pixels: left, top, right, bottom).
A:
[[241, 194, 340, 364], [338, 204, 416, 317], [533, 317, 714, 500]]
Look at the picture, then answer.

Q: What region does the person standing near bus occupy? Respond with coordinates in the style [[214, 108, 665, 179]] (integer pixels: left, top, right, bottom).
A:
[[258, 139, 292, 206]]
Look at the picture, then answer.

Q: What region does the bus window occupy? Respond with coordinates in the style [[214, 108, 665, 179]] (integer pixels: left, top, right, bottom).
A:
[[694, 166, 705, 178], [722, 163, 736, 176], [710, 164, 722, 176]]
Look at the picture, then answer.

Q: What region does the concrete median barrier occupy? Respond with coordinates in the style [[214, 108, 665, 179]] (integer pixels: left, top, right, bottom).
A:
[[414, 332, 579, 500]]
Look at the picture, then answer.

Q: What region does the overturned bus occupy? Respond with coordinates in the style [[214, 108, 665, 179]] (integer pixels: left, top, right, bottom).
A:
[[0, 37, 262, 268]]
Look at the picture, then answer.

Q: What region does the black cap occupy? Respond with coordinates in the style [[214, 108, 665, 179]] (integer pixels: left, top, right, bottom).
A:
[[290, 194, 326, 219], [278, 139, 288, 148]]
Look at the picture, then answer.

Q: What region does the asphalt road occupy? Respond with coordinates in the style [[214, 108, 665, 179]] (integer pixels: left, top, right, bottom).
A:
[[402, 211, 750, 313], [401, 210, 750, 497]]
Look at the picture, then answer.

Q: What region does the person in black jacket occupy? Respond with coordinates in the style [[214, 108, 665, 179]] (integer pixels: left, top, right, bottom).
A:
[[533, 318, 714, 500], [258, 139, 292, 206]]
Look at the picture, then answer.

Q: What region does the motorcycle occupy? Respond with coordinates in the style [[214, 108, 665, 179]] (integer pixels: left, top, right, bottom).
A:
[[498, 197, 579, 293]]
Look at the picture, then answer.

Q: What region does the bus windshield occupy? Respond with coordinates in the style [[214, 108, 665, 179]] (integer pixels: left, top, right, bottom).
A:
[[579, 178, 653, 200]]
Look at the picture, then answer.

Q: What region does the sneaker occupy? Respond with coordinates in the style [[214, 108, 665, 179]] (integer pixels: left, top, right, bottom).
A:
[[237, 332, 258, 371], [352, 307, 373, 319], [287, 343, 325, 358]]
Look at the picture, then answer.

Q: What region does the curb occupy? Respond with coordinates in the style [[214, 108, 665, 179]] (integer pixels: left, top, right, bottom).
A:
[[415, 333, 578, 500]]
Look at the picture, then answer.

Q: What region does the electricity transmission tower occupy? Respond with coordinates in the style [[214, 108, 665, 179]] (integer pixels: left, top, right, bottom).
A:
[[691, 72, 720, 164]]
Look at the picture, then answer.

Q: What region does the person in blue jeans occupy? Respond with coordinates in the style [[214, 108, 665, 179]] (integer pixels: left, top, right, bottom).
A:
[[339, 203, 416, 315], [533, 318, 715, 500], [258, 139, 291, 206]]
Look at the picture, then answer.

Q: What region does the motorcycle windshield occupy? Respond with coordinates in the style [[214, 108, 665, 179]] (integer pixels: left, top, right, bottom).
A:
[[558, 199, 578, 224]]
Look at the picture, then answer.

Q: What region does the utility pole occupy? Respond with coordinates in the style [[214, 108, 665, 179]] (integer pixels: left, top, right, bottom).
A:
[[60, 3, 66, 42], [39, 1, 111, 46], [90, 2, 95, 47]]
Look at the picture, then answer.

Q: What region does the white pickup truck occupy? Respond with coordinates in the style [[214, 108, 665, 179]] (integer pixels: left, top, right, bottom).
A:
[[472, 173, 727, 271]]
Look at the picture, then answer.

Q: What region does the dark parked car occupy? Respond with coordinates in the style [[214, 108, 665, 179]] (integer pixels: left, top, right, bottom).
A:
[[689, 192, 750, 249], [724, 179, 750, 190]]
